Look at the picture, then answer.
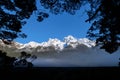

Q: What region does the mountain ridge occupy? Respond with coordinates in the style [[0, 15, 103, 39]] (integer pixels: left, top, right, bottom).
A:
[[1, 36, 120, 67], [0, 35, 96, 55]]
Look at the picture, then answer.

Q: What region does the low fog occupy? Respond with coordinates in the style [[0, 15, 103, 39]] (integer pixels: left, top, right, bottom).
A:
[[1, 35, 120, 67], [29, 36, 120, 67]]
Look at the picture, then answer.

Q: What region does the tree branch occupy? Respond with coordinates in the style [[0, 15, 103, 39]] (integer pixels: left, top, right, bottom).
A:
[[85, 5, 101, 22]]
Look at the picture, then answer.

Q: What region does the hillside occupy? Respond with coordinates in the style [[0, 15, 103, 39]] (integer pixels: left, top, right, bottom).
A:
[[0, 35, 120, 67]]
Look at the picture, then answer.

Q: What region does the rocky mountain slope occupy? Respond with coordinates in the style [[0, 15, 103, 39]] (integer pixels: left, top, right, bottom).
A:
[[0, 35, 119, 67], [0, 35, 96, 57]]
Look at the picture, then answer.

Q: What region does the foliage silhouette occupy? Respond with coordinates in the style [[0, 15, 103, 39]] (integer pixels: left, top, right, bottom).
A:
[[0, 0, 120, 53], [0, 50, 37, 68], [86, 0, 120, 53], [13, 51, 37, 68], [0, 50, 16, 68]]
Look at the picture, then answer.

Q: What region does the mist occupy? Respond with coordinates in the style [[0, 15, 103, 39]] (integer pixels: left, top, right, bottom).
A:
[[32, 45, 120, 67]]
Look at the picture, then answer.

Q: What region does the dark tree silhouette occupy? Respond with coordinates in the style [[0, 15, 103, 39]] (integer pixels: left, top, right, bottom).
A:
[[0, 50, 37, 68], [0, 0, 120, 53], [86, 0, 120, 53], [0, 50, 16, 68], [13, 51, 37, 68], [0, 0, 36, 41]]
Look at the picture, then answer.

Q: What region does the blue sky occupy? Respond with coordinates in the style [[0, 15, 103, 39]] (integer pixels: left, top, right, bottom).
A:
[[15, 5, 91, 43]]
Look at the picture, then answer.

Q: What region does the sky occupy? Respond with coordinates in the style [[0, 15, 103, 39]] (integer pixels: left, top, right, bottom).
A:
[[15, 5, 91, 44]]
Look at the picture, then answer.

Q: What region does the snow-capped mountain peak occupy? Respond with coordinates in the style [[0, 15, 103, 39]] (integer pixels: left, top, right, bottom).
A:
[[64, 35, 78, 48], [40, 38, 65, 50], [24, 41, 41, 48], [64, 35, 78, 43], [64, 35, 95, 48], [0, 35, 96, 53], [78, 38, 96, 47]]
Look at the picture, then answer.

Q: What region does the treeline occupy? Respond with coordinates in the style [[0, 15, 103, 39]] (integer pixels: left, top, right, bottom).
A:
[[0, 50, 37, 68]]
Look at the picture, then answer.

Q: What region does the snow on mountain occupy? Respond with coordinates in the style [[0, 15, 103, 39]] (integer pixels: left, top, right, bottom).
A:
[[17, 35, 95, 52], [22, 41, 41, 48], [0, 35, 94, 50], [78, 38, 96, 47], [40, 38, 65, 51], [0, 35, 97, 55], [0, 35, 120, 67], [64, 35, 78, 48], [0, 35, 95, 52], [64, 35, 95, 48]]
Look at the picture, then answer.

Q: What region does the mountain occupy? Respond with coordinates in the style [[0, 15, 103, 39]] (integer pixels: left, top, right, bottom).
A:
[[0, 35, 120, 67], [0, 35, 96, 55]]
